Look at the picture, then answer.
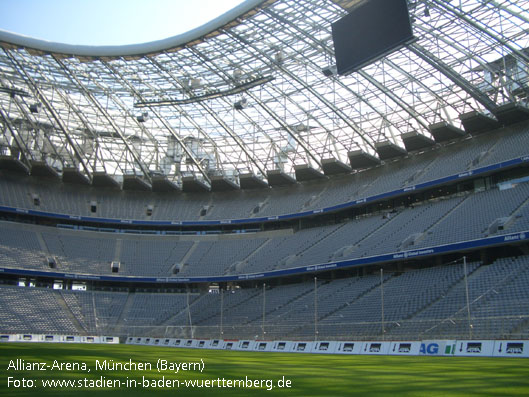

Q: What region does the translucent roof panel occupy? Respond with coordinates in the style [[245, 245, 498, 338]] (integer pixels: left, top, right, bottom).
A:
[[0, 0, 528, 187]]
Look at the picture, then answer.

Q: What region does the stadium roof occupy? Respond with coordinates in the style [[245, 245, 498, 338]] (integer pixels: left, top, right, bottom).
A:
[[0, 0, 528, 188]]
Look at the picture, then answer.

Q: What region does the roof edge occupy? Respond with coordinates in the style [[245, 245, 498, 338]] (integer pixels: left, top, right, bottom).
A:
[[0, 0, 266, 58]]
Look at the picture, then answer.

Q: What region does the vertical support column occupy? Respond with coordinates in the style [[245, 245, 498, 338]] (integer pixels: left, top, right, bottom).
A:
[[187, 289, 193, 339], [262, 283, 266, 340], [314, 277, 318, 342], [464, 256, 472, 339], [220, 288, 224, 340], [381, 268, 385, 341]]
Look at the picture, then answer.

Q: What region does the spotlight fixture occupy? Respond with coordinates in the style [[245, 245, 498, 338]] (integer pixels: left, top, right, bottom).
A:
[[29, 103, 41, 113], [321, 65, 337, 77], [234, 98, 247, 111], [136, 112, 149, 122]]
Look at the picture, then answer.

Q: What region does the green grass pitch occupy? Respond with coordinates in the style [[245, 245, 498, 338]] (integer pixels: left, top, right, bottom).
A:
[[1, 343, 529, 396]]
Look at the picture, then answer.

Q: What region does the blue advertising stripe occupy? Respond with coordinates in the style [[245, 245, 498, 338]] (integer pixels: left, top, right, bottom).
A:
[[1, 155, 527, 227], [1, 231, 527, 285]]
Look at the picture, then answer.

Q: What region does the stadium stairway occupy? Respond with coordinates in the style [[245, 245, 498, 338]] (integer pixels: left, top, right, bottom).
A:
[[356, 208, 411, 257], [353, 171, 386, 200], [227, 238, 271, 275], [248, 283, 318, 325], [114, 239, 123, 264], [416, 262, 496, 338], [469, 132, 503, 168], [191, 289, 263, 327], [429, 262, 481, 312], [316, 276, 388, 326], [156, 294, 197, 328], [299, 184, 329, 211], [286, 274, 395, 338], [35, 231, 50, 256], [54, 291, 86, 334], [236, 283, 318, 338], [159, 293, 200, 328], [383, 264, 481, 338], [338, 214, 394, 260], [467, 131, 504, 169], [177, 241, 200, 274], [398, 196, 466, 250], [402, 160, 434, 186], [171, 294, 215, 327], [415, 194, 470, 245], [499, 194, 529, 235], [295, 223, 348, 264], [249, 196, 271, 218], [462, 258, 529, 317], [112, 292, 136, 336], [228, 291, 267, 326]]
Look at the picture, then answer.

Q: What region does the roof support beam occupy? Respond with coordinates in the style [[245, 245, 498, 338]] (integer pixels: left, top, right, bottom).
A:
[[7, 91, 66, 162], [408, 43, 498, 114], [264, 8, 389, 150], [24, 70, 100, 169], [52, 56, 152, 182], [2, 76, 85, 170], [0, 107, 32, 166], [229, 30, 376, 155], [412, 21, 523, 104], [358, 69, 430, 132], [4, 49, 92, 179], [149, 57, 253, 183], [184, 47, 272, 179], [430, 0, 529, 65]]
